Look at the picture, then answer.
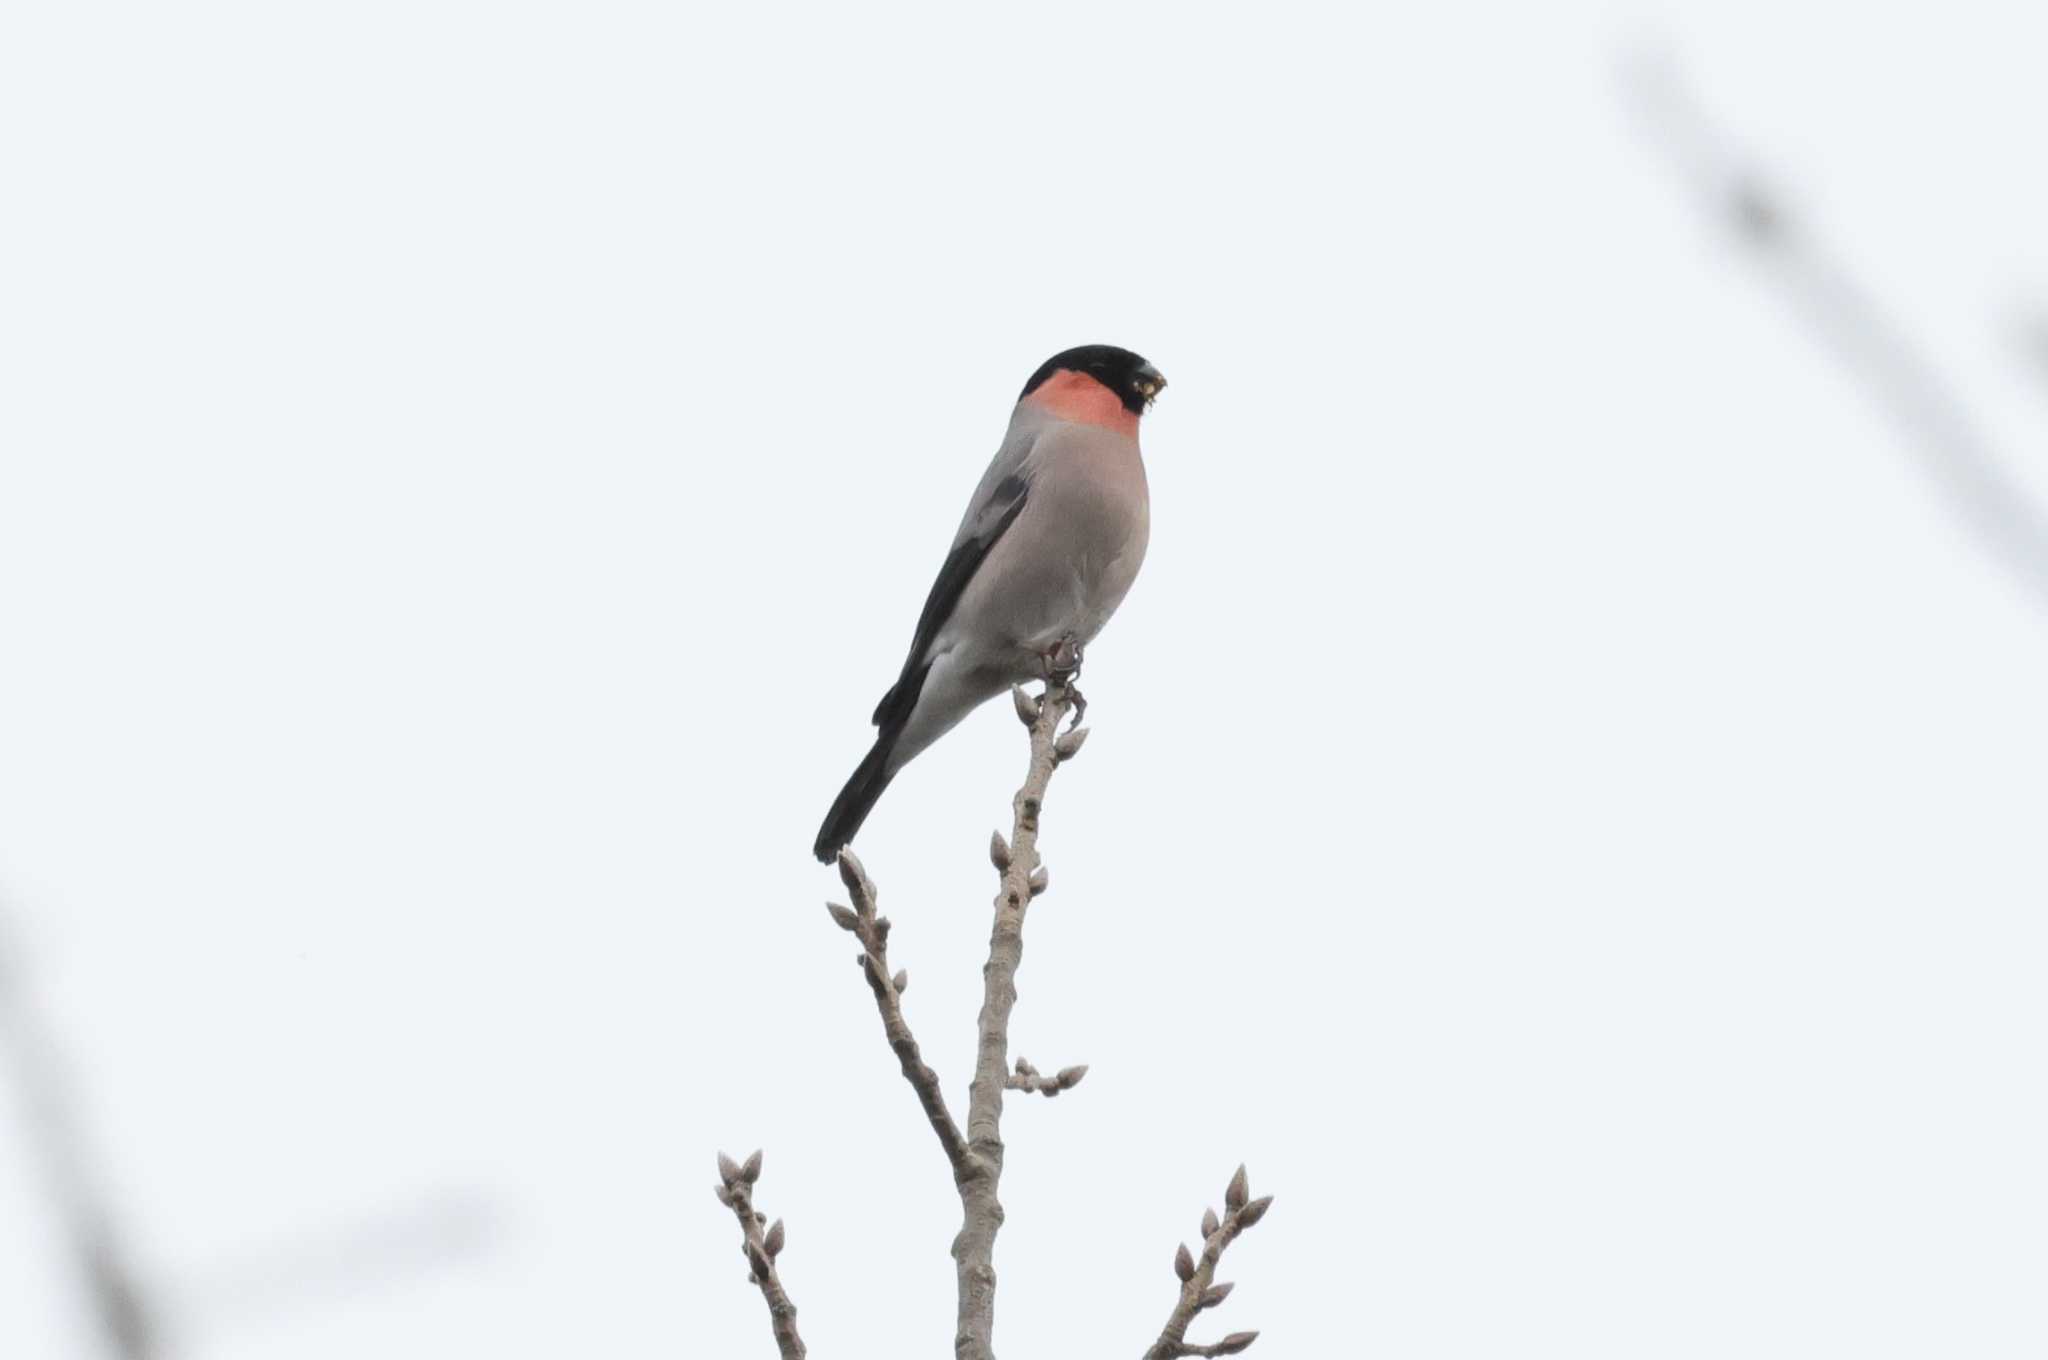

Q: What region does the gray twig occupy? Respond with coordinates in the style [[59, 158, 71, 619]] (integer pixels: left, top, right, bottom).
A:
[[951, 679, 1083, 1360], [714, 1151, 805, 1360], [1141, 1165, 1274, 1360], [827, 849, 973, 1172], [1003, 1056, 1088, 1098]]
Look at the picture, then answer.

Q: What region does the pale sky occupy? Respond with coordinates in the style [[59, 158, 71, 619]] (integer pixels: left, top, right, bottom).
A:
[[4, 3, 2047, 1357]]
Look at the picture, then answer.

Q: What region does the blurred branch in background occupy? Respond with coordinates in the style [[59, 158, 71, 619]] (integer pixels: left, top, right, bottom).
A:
[[0, 898, 498, 1357], [1621, 47, 2048, 614], [175, 1188, 498, 1338], [0, 906, 164, 1359], [2022, 311, 2048, 396]]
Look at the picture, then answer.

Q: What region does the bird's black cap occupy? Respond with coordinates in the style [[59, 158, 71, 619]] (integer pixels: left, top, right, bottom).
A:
[[1019, 344, 1166, 416]]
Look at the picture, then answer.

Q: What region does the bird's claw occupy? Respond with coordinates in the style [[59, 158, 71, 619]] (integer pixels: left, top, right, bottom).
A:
[[1039, 637, 1087, 733], [1042, 635, 1084, 681]]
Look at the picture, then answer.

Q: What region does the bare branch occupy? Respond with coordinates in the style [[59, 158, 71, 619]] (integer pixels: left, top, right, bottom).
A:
[[1003, 1057, 1089, 1098], [1141, 1166, 1275, 1360], [827, 848, 972, 1173], [952, 678, 1081, 1360], [714, 1151, 806, 1360], [733, 677, 1270, 1359]]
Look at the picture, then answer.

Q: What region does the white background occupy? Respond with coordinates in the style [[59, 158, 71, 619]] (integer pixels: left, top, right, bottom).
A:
[[4, 3, 2046, 1356]]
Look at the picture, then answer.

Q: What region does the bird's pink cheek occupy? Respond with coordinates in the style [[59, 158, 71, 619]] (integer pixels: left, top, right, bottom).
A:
[[1024, 371, 1139, 438]]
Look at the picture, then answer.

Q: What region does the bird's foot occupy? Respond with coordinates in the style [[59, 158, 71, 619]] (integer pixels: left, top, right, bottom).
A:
[[1041, 635, 1084, 682], [1039, 636, 1087, 732]]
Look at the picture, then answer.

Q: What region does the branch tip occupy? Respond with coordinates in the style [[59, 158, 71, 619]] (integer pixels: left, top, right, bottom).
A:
[[826, 849, 972, 1179], [712, 1151, 806, 1357], [1224, 1165, 1249, 1213], [834, 846, 868, 898], [1003, 1055, 1089, 1098], [1143, 1168, 1271, 1360], [1010, 684, 1041, 725]]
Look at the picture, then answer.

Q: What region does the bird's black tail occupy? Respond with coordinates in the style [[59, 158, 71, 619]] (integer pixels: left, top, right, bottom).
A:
[[813, 735, 899, 863]]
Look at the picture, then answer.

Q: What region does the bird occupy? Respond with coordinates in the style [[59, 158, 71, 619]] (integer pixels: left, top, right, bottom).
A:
[[813, 344, 1165, 863]]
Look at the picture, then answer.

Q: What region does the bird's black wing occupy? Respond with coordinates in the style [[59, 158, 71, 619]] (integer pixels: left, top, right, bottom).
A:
[[869, 468, 1031, 730]]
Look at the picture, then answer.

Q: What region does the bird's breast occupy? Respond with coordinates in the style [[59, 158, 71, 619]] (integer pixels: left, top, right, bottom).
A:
[[946, 421, 1148, 662]]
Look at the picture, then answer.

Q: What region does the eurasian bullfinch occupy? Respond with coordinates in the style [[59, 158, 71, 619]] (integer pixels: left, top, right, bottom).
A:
[[813, 344, 1164, 862]]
